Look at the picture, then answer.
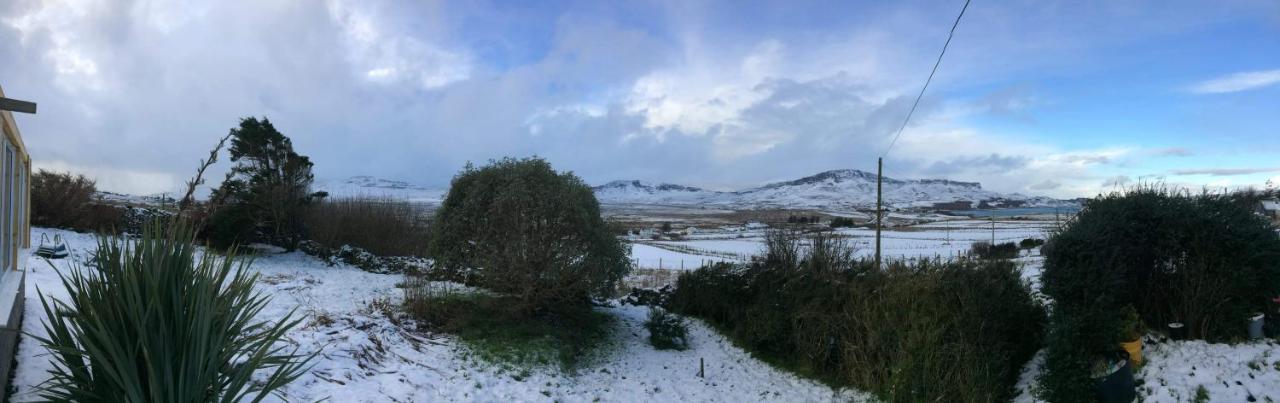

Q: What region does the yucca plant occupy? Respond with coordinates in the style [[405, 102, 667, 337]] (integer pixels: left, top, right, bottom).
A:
[[33, 220, 314, 402]]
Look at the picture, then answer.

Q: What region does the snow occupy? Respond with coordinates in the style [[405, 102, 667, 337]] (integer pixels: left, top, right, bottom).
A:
[[1013, 339, 1280, 403], [16, 225, 1278, 402], [314, 176, 446, 205], [11, 228, 869, 402], [630, 244, 733, 270]]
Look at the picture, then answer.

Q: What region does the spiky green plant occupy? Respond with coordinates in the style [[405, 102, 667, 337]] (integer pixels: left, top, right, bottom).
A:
[[33, 221, 314, 402]]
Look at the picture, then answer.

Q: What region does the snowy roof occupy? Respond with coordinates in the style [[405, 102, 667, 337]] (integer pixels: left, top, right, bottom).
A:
[[1262, 200, 1280, 211]]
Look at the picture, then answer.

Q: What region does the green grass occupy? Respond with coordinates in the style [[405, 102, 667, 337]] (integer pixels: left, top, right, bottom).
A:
[[412, 293, 615, 372], [1193, 385, 1210, 403]]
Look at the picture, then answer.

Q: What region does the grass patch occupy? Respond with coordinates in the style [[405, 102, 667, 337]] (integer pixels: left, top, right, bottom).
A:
[[410, 291, 614, 372]]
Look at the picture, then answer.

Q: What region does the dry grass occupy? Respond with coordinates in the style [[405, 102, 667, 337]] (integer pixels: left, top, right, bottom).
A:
[[615, 268, 680, 296], [306, 196, 431, 257]]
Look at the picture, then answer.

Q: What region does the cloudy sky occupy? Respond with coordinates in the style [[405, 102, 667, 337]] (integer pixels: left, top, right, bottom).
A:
[[2, 0, 1278, 198]]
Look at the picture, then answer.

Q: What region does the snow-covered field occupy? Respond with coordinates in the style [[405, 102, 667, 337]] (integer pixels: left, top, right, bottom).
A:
[[629, 219, 1056, 270], [13, 225, 1279, 402], [11, 228, 869, 402]]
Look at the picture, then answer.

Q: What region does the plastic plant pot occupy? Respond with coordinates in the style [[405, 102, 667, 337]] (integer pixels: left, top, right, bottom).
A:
[[1166, 322, 1186, 340], [1118, 338, 1143, 368], [1093, 351, 1136, 403], [1248, 313, 1265, 340]]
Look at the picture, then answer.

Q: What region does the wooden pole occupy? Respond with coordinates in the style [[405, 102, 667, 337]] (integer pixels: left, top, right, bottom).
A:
[[0, 97, 37, 114], [875, 157, 883, 270], [990, 213, 995, 245]]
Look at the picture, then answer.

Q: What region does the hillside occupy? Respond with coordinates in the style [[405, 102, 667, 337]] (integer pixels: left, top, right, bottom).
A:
[[313, 170, 1072, 211], [593, 169, 1070, 210], [313, 175, 445, 204]]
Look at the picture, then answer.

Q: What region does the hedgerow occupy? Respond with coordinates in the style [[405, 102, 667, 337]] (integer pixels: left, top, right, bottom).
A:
[[667, 230, 1045, 402]]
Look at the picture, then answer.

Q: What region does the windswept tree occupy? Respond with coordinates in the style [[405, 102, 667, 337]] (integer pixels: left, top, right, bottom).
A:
[[207, 117, 321, 250], [429, 157, 630, 312]]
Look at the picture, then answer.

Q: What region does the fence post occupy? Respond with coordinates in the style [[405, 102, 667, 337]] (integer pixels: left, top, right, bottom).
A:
[[659, 258, 662, 270], [699, 357, 705, 378]]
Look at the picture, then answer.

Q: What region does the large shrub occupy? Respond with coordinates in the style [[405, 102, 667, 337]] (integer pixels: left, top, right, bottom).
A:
[[1038, 187, 1280, 401], [33, 221, 313, 401], [428, 157, 630, 312], [668, 231, 1045, 402], [306, 196, 431, 257], [31, 170, 97, 229]]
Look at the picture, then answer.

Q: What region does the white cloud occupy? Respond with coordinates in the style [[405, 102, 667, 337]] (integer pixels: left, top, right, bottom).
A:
[[326, 0, 471, 89], [1187, 69, 1280, 94], [1170, 167, 1280, 176], [3, 0, 1275, 201]]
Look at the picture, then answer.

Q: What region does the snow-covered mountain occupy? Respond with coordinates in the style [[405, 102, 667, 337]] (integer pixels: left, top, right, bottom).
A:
[[314, 175, 445, 204], [591, 180, 721, 204], [313, 171, 1072, 211], [592, 169, 1072, 210]]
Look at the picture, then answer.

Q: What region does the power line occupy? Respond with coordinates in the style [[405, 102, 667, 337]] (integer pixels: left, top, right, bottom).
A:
[[881, 0, 972, 158]]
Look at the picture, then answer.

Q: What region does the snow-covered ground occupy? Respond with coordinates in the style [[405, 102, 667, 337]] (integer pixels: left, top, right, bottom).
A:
[[1013, 338, 1280, 403], [14, 226, 1279, 402], [11, 228, 869, 402]]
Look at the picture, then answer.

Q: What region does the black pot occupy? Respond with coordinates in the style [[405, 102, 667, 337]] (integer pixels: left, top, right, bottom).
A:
[[1095, 351, 1136, 403], [1167, 322, 1187, 340]]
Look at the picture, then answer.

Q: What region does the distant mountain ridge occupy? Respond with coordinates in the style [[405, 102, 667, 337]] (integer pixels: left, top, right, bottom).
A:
[[314, 175, 444, 204], [312, 170, 1072, 210], [593, 169, 1070, 210]]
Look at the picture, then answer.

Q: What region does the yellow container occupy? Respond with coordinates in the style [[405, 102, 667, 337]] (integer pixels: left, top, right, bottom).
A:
[[1119, 339, 1143, 368]]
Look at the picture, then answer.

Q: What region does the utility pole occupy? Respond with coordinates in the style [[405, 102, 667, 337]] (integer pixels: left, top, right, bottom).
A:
[[875, 157, 883, 269], [990, 213, 995, 245]]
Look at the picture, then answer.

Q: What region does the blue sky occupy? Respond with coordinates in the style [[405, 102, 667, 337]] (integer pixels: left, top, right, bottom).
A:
[[1, 0, 1278, 198]]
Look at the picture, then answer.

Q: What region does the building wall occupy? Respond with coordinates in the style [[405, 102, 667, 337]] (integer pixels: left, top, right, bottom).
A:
[[0, 84, 31, 400]]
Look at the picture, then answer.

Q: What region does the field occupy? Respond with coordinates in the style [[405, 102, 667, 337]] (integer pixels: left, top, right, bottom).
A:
[[629, 218, 1056, 271]]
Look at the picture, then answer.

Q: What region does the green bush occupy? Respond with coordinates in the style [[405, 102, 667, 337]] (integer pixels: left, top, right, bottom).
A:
[[32, 221, 314, 401], [644, 308, 689, 351], [828, 216, 857, 228], [1038, 186, 1280, 402], [1019, 238, 1045, 249], [428, 157, 630, 313], [31, 170, 98, 229], [970, 241, 1020, 259], [668, 231, 1045, 402]]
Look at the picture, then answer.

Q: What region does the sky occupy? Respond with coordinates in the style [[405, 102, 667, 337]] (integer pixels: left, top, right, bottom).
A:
[[1, 0, 1278, 199]]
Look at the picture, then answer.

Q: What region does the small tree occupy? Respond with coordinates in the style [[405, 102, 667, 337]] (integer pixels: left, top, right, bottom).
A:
[[428, 157, 630, 312], [207, 117, 320, 250]]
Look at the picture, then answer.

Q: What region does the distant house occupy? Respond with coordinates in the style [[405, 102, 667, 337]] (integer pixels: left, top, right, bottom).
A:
[[0, 84, 32, 394], [933, 201, 973, 210], [1258, 199, 1280, 220], [633, 228, 657, 239]]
